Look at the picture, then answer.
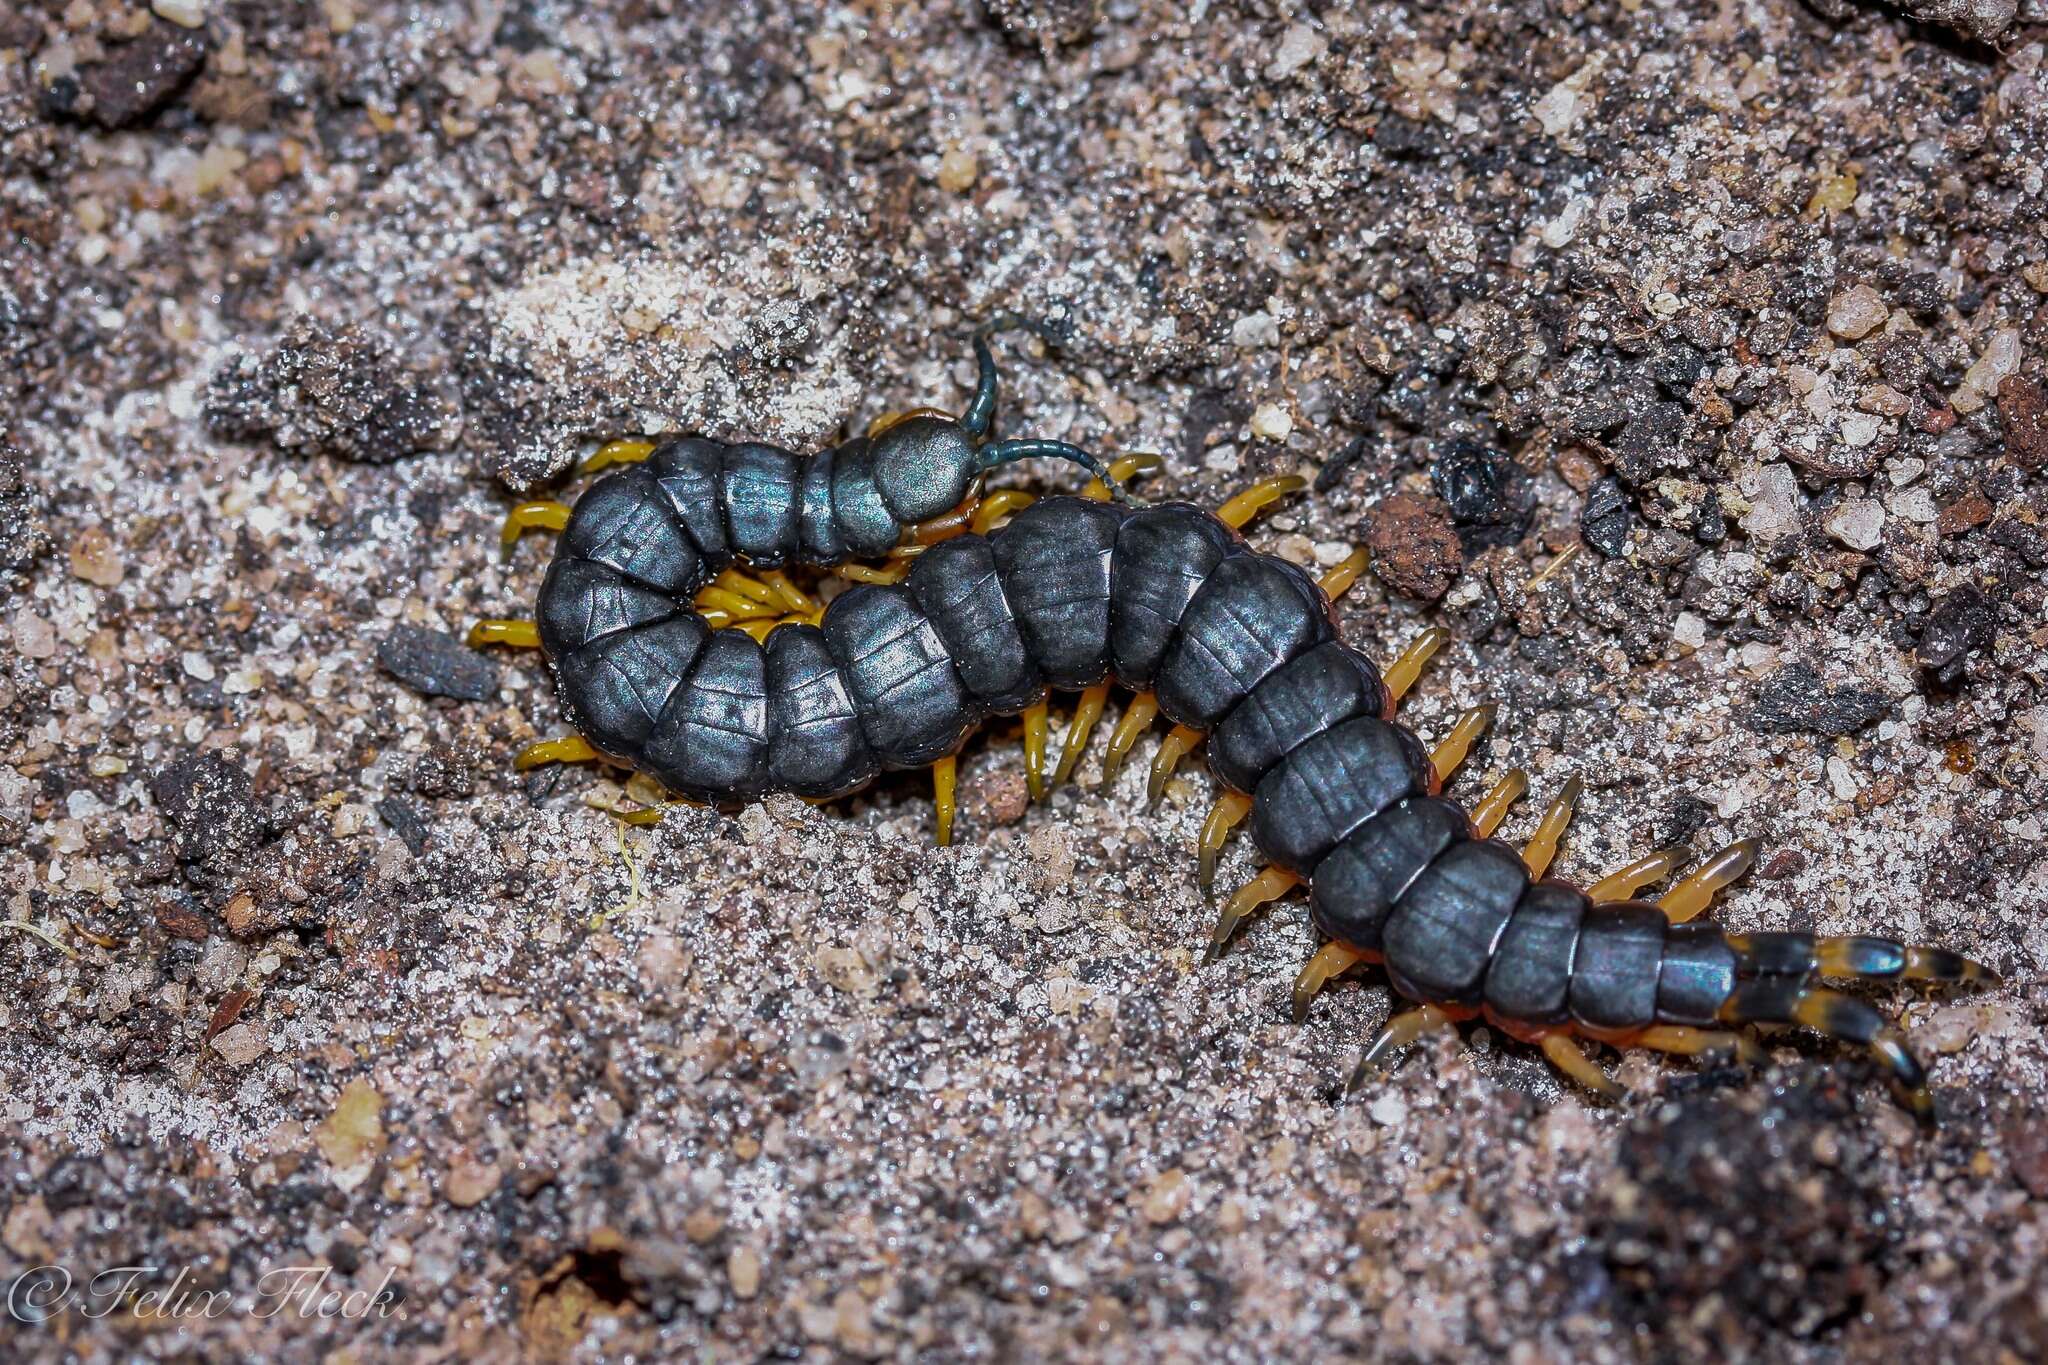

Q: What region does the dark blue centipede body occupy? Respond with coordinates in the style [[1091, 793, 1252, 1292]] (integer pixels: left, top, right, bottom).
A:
[[513, 336, 1995, 1129]]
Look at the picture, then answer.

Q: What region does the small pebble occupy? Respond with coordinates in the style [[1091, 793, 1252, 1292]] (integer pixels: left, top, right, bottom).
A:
[[377, 624, 501, 701], [208, 1021, 266, 1066], [1249, 402, 1293, 440], [1822, 498, 1885, 551], [1362, 492, 1463, 601], [153, 0, 207, 28], [1825, 285, 1888, 340], [937, 146, 978, 193]]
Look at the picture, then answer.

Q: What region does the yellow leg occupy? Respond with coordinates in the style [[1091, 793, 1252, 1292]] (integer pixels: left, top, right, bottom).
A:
[[1346, 1004, 1453, 1092], [1082, 453, 1165, 501], [469, 619, 541, 649], [1292, 941, 1366, 1023], [579, 438, 657, 474], [1587, 846, 1690, 903], [1101, 692, 1159, 781], [1469, 768, 1528, 839], [1637, 1025, 1766, 1068], [1196, 789, 1255, 891], [1216, 474, 1308, 530], [867, 406, 952, 439], [1053, 683, 1111, 785], [500, 500, 571, 552], [1655, 839, 1760, 924], [1021, 700, 1050, 802], [933, 755, 957, 848], [1381, 627, 1448, 707], [1317, 547, 1370, 601], [713, 569, 781, 606], [1540, 1033, 1624, 1100], [516, 735, 601, 770], [836, 561, 912, 585], [1428, 704, 1498, 788], [1205, 865, 1301, 962], [759, 570, 817, 615], [1521, 776, 1582, 879], [1146, 724, 1204, 804], [971, 490, 1035, 535], [694, 586, 779, 620]]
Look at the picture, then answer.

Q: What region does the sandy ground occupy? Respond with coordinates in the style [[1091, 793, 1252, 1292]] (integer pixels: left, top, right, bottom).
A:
[[3, 0, 2047, 1359]]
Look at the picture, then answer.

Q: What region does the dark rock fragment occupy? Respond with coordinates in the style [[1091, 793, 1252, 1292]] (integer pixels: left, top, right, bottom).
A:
[[1430, 440, 1533, 550], [206, 317, 461, 465], [1998, 376, 2047, 469], [377, 625, 500, 702], [73, 19, 208, 129], [1599, 1072, 1892, 1339], [1361, 492, 1463, 601], [1916, 585, 1994, 690], [1609, 400, 1688, 484], [375, 797, 431, 856], [150, 751, 265, 870], [1743, 662, 1889, 737], [1580, 476, 1634, 557]]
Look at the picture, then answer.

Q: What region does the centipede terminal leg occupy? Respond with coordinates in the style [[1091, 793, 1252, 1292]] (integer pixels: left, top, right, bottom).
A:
[[1722, 980, 1936, 1128]]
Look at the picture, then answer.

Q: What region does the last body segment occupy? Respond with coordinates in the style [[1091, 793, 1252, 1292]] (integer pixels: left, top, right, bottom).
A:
[[487, 338, 1996, 1126]]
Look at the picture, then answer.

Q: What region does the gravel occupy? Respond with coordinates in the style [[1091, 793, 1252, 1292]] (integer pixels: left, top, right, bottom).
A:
[[2, 1, 2046, 1361]]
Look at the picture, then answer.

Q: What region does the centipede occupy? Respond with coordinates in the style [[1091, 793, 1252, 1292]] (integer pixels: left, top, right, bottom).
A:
[[471, 328, 1997, 1126]]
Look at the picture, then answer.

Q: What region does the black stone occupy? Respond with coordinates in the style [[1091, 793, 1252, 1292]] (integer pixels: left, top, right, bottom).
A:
[[1430, 440, 1533, 550], [74, 20, 207, 129], [1580, 476, 1633, 557], [1917, 585, 1995, 691], [149, 751, 265, 869], [375, 796, 432, 856], [1742, 662, 1889, 737], [377, 625, 502, 702]]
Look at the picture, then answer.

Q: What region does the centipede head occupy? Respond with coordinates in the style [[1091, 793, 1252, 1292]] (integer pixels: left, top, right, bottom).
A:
[[870, 415, 983, 524]]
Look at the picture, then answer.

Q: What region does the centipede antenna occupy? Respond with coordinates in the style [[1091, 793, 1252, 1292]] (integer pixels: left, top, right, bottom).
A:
[[961, 335, 999, 438], [976, 438, 1145, 506]]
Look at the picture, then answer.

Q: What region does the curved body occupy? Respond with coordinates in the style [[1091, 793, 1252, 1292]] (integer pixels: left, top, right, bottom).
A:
[[521, 398, 1992, 1125]]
